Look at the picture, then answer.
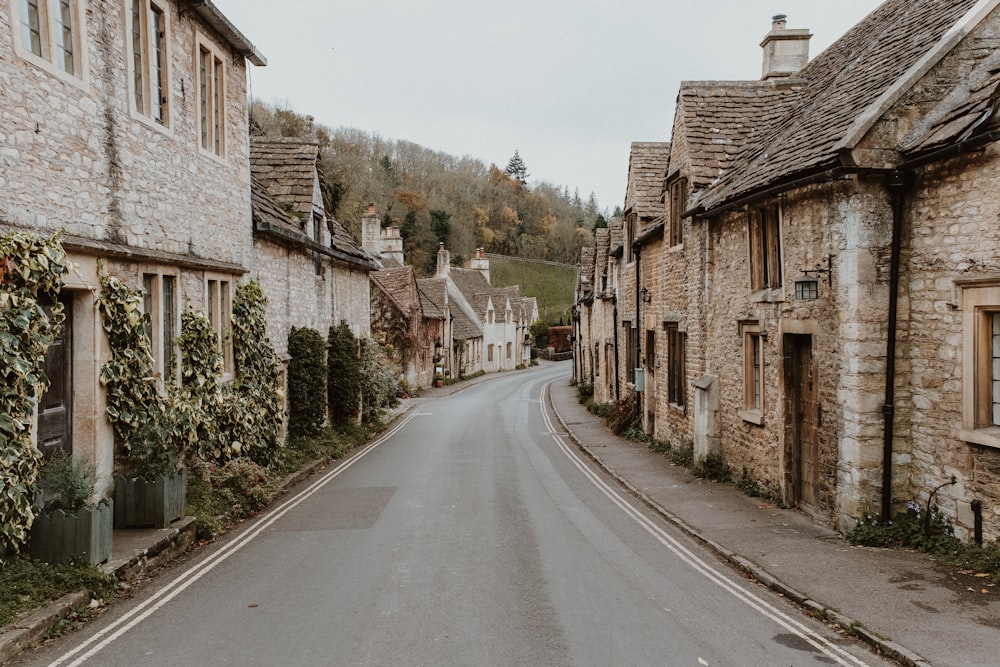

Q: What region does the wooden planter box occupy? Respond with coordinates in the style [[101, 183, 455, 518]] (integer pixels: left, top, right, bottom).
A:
[[29, 498, 114, 565], [114, 471, 187, 529]]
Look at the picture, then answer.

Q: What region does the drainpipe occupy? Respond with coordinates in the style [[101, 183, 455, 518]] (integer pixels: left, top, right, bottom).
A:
[[634, 243, 642, 418], [881, 172, 907, 521], [612, 294, 620, 401]]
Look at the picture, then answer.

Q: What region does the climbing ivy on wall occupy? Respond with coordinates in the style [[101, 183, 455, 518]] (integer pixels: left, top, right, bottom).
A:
[[0, 231, 66, 554], [98, 268, 184, 479], [100, 273, 284, 474]]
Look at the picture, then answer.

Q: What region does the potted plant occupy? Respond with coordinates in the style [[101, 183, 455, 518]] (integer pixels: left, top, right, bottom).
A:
[[29, 451, 113, 565], [112, 414, 188, 530]]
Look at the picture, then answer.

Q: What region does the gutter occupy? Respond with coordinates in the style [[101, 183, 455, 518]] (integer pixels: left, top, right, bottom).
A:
[[254, 219, 377, 271], [186, 0, 267, 66]]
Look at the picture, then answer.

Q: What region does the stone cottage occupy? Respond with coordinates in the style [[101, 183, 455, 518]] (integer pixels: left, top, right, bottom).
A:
[[0, 0, 264, 495], [584, 0, 1000, 540], [249, 134, 377, 378]]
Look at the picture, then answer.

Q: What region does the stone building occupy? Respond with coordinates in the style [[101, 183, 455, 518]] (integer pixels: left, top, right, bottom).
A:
[[583, 0, 1000, 540], [249, 134, 376, 369], [1, 0, 264, 495]]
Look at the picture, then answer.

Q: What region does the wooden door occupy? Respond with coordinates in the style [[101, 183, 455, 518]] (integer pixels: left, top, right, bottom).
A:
[[38, 295, 72, 458], [786, 334, 818, 507]]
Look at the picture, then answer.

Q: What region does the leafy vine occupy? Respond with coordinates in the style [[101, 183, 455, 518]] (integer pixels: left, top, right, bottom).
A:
[[0, 231, 66, 554]]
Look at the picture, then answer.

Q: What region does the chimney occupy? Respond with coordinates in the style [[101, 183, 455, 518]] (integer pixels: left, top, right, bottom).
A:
[[361, 202, 381, 255], [760, 14, 811, 80], [470, 247, 491, 284], [436, 243, 451, 278], [305, 115, 316, 139]]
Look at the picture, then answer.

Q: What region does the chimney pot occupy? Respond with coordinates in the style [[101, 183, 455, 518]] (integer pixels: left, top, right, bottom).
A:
[[367, 202, 376, 215]]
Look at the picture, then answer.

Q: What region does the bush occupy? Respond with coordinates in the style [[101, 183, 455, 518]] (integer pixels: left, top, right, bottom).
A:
[[328, 322, 361, 426], [37, 452, 97, 512], [186, 458, 272, 540], [288, 327, 328, 436], [693, 453, 731, 483]]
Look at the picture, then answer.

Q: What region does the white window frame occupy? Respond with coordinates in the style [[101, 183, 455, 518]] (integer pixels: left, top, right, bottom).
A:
[[127, 0, 171, 127], [10, 0, 88, 84], [960, 280, 1000, 448], [195, 34, 227, 158]]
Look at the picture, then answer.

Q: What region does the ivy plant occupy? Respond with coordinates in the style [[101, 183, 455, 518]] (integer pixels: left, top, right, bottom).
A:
[[98, 268, 183, 480], [0, 231, 66, 554]]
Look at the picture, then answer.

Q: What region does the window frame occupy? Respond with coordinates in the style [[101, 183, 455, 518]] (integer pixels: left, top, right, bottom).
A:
[[142, 270, 180, 385], [748, 203, 783, 292], [740, 321, 764, 424], [960, 280, 1000, 447], [205, 275, 234, 378], [10, 0, 87, 82], [195, 34, 227, 157], [665, 322, 686, 409], [127, 0, 170, 127]]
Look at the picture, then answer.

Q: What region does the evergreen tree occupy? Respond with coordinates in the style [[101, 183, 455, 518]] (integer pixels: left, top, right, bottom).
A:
[[504, 150, 529, 186]]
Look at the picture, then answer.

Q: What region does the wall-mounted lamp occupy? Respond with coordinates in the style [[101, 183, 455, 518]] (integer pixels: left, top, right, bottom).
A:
[[799, 254, 835, 288], [640, 286, 652, 303]]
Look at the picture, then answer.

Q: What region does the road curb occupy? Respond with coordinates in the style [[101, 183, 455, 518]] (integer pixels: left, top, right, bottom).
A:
[[545, 383, 931, 667]]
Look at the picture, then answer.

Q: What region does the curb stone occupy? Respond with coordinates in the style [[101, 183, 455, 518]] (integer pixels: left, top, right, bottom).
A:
[[545, 384, 933, 667]]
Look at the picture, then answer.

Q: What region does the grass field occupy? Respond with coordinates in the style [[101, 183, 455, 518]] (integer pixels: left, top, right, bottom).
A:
[[487, 254, 578, 325]]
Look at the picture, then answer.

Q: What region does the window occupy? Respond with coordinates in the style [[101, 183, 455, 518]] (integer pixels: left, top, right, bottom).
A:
[[197, 40, 226, 155], [12, 0, 83, 77], [960, 283, 1000, 447], [624, 321, 638, 383], [749, 203, 783, 291], [666, 323, 686, 407], [142, 272, 179, 384], [206, 277, 233, 375], [506, 342, 512, 360], [668, 177, 687, 247], [487, 344, 494, 363], [129, 0, 169, 124], [741, 322, 763, 423]]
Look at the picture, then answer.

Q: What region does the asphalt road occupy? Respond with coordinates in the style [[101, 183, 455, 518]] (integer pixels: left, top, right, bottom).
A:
[[20, 363, 892, 666]]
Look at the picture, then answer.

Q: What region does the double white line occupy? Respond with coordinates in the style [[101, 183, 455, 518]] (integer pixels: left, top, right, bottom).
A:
[[49, 410, 420, 667], [539, 382, 870, 667]]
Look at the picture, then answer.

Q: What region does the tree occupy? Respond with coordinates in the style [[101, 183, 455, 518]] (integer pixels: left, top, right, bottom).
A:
[[504, 150, 529, 186]]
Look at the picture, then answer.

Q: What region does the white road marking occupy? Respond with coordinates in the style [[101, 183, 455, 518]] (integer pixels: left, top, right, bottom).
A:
[[48, 410, 422, 667], [539, 381, 869, 667]]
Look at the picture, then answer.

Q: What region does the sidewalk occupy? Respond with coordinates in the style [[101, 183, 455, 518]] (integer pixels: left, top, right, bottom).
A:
[[547, 378, 998, 667]]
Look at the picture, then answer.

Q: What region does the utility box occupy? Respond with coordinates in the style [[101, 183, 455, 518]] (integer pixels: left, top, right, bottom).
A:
[[634, 368, 645, 392]]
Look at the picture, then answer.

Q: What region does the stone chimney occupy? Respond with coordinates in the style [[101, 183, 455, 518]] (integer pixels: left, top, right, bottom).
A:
[[469, 248, 490, 284], [760, 15, 811, 80], [380, 226, 404, 265], [361, 203, 381, 255], [436, 243, 451, 278]]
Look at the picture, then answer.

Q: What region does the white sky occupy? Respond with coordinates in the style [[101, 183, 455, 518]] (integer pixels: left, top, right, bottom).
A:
[[214, 0, 884, 213]]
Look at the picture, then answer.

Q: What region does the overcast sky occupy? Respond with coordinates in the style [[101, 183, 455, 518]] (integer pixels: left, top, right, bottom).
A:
[[214, 0, 884, 213]]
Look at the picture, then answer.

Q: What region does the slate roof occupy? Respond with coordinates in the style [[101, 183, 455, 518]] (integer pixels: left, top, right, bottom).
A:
[[608, 217, 624, 257], [902, 54, 1000, 155], [250, 135, 375, 269], [250, 137, 320, 218], [696, 0, 981, 212], [416, 278, 447, 319], [450, 267, 495, 320], [625, 142, 671, 219], [371, 266, 420, 315]]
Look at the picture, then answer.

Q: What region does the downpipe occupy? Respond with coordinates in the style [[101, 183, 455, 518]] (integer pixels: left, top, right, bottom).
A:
[[881, 173, 907, 521]]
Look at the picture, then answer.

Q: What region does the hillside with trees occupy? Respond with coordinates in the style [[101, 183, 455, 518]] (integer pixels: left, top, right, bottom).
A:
[[251, 102, 600, 277]]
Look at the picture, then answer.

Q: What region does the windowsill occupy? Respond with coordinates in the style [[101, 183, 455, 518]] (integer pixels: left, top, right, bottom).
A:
[[740, 408, 764, 425], [960, 427, 1000, 449], [751, 288, 784, 304], [668, 402, 685, 414]]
